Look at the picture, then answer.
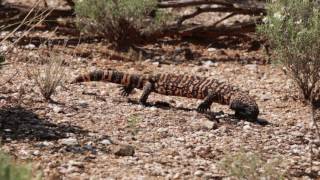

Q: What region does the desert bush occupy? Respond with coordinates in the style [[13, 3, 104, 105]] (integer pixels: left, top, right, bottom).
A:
[[28, 54, 65, 101], [257, 0, 320, 101], [0, 151, 41, 180], [219, 151, 286, 180], [74, 0, 171, 50], [257, 0, 320, 165]]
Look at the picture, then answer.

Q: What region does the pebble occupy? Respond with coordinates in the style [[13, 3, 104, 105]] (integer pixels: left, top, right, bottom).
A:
[[0, 45, 8, 52], [114, 145, 135, 156], [149, 106, 157, 111], [196, 67, 208, 72], [100, 139, 112, 145], [32, 150, 40, 156], [52, 106, 63, 113], [78, 101, 89, 108], [261, 93, 272, 101], [245, 64, 258, 71], [202, 60, 216, 67], [4, 129, 11, 132], [152, 62, 160, 67], [191, 118, 218, 130], [60, 138, 78, 146], [194, 170, 204, 177], [243, 124, 251, 131], [207, 48, 217, 52], [25, 44, 36, 49]]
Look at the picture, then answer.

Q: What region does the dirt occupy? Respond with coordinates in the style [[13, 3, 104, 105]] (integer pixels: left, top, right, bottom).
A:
[[0, 0, 320, 180]]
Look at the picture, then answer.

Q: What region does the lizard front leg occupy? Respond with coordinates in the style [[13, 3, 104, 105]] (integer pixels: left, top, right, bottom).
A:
[[120, 86, 135, 97], [197, 90, 215, 112], [139, 81, 154, 106]]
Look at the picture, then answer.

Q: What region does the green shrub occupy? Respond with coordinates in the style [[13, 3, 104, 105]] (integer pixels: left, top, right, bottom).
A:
[[219, 151, 286, 180], [74, 0, 171, 50], [257, 0, 320, 101], [0, 151, 41, 180]]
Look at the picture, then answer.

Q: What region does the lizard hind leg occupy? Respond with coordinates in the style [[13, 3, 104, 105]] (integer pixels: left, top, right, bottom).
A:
[[139, 81, 154, 106], [197, 90, 215, 112]]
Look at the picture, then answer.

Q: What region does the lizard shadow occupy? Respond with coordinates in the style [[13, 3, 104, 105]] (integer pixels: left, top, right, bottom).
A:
[[127, 99, 270, 126]]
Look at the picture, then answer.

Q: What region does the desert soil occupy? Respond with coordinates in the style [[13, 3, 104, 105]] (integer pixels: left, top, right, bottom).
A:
[[0, 0, 320, 179]]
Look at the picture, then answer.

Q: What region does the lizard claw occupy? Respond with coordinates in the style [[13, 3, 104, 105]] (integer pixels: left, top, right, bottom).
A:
[[139, 100, 152, 107], [120, 86, 131, 97], [197, 103, 210, 113]]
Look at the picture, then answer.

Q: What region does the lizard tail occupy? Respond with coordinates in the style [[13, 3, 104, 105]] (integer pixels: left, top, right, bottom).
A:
[[71, 70, 138, 87], [70, 70, 120, 83]]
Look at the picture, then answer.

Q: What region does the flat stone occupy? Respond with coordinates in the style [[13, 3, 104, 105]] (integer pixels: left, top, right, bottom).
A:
[[60, 138, 78, 146]]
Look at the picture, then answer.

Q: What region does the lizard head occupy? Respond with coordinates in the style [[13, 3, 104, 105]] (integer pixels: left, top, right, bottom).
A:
[[229, 93, 259, 121]]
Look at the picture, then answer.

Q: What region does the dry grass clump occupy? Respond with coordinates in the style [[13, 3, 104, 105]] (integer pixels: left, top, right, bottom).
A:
[[219, 150, 286, 180], [28, 53, 65, 102]]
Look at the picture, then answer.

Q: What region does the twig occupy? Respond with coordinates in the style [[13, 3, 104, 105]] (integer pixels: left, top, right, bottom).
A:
[[0, 70, 19, 86], [177, 5, 263, 26], [212, 12, 237, 27]]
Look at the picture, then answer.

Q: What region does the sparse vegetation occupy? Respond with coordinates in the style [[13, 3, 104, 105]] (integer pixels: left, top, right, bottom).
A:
[[28, 53, 65, 101], [127, 114, 141, 136], [0, 151, 41, 180], [258, 0, 320, 102], [219, 151, 286, 180], [258, 0, 320, 165], [74, 0, 172, 50], [2, 0, 320, 179]]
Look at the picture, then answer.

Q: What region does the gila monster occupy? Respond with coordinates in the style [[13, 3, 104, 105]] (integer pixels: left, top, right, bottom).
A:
[[71, 70, 259, 120]]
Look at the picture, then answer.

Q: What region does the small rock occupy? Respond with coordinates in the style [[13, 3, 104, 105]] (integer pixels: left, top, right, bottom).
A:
[[100, 139, 112, 145], [243, 124, 251, 131], [191, 118, 217, 130], [202, 60, 216, 67], [25, 44, 36, 49], [149, 106, 157, 111], [4, 129, 11, 132], [173, 173, 180, 179], [68, 160, 84, 169], [176, 137, 185, 142], [52, 106, 63, 113], [245, 64, 258, 71], [78, 101, 89, 108], [114, 145, 135, 156], [261, 93, 272, 101], [196, 67, 208, 72], [60, 138, 78, 146], [207, 48, 217, 52], [0, 45, 8, 52], [157, 127, 168, 133], [194, 170, 204, 177], [32, 150, 40, 156], [37, 141, 53, 147], [152, 61, 160, 67]]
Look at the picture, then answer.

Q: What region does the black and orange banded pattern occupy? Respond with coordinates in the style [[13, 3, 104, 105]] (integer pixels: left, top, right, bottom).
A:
[[71, 70, 259, 120]]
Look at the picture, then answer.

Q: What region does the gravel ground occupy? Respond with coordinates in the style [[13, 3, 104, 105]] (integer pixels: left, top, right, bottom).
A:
[[0, 0, 319, 178], [0, 35, 319, 179]]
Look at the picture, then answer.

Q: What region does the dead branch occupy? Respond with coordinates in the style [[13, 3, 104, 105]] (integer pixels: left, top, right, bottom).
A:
[[177, 5, 265, 25], [0, 2, 74, 29], [179, 21, 256, 38], [158, 0, 265, 10]]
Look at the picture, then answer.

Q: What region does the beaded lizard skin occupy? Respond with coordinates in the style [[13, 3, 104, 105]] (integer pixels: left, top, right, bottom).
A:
[[71, 70, 259, 120]]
